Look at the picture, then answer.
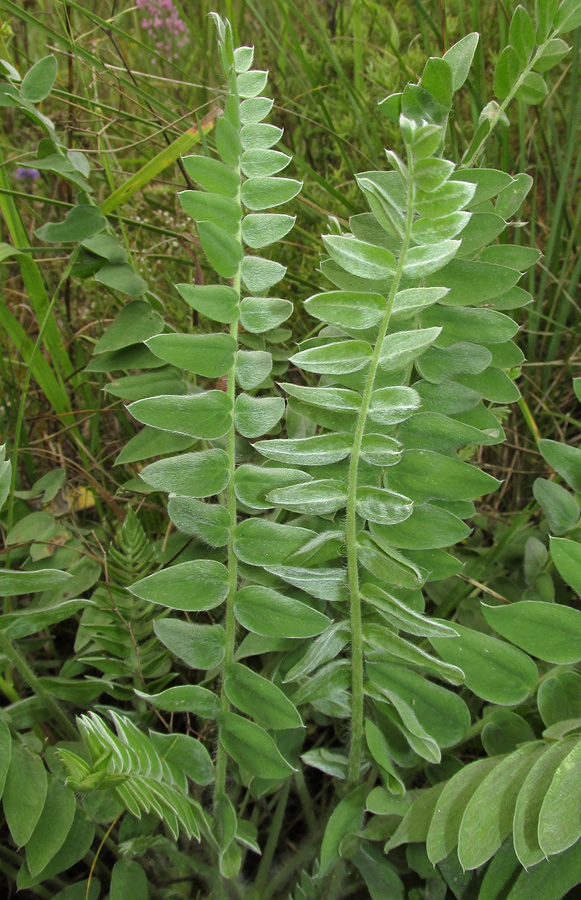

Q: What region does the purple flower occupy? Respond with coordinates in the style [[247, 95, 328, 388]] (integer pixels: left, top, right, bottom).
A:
[[14, 167, 41, 182], [136, 0, 189, 59]]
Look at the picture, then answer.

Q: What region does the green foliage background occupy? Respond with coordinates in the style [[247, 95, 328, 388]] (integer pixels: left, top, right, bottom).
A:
[[0, 1, 580, 899]]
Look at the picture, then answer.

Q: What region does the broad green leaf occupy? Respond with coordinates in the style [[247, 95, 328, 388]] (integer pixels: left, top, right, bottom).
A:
[[234, 585, 330, 637], [550, 536, 581, 593], [481, 710, 536, 757], [538, 672, 581, 727], [494, 45, 520, 99], [368, 386, 421, 425], [182, 155, 240, 197], [239, 97, 274, 125], [140, 450, 229, 498], [322, 235, 396, 279], [367, 662, 469, 748], [510, 6, 535, 65], [281, 383, 361, 412], [495, 172, 534, 217], [197, 221, 243, 277], [534, 38, 569, 72], [413, 158, 455, 192], [379, 328, 441, 372], [457, 212, 506, 256], [291, 340, 372, 374], [241, 255, 286, 293], [154, 619, 225, 670], [420, 56, 453, 107], [149, 732, 213, 785], [130, 559, 229, 611], [458, 742, 544, 870], [179, 190, 241, 233], [241, 176, 301, 210], [361, 583, 457, 638], [507, 842, 581, 900], [554, 0, 581, 32], [417, 342, 492, 383], [420, 305, 518, 344], [430, 623, 538, 705], [94, 263, 147, 297], [240, 123, 283, 150], [265, 564, 347, 602], [233, 519, 313, 566], [356, 487, 413, 525], [538, 739, 581, 856], [237, 70, 268, 98], [218, 712, 295, 779], [360, 434, 402, 466], [358, 534, 425, 589], [426, 757, 500, 864], [365, 719, 406, 794], [364, 625, 463, 684], [320, 786, 366, 876], [0, 720, 10, 796], [146, 333, 236, 377], [480, 244, 541, 271], [392, 286, 448, 316], [304, 290, 385, 330], [443, 33, 479, 90], [110, 860, 148, 900], [411, 212, 470, 245], [539, 439, 581, 493], [240, 147, 291, 175], [175, 283, 238, 323], [385, 783, 446, 851], [0, 568, 71, 596], [236, 349, 272, 390], [135, 685, 219, 717], [0, 599, 94, 640], [224, 663, 303, 730], [403, 240, 460, 279], [36, 205, 106, 243], [234, 45, 254, 72], [370, 503, 470, 549], [25, 779, 76, 876], [240, 297, 292, 333], [234, 465, 310, 510], [234, 393, 284, 438], [387, 449, 500, 502], [94, 301, 163, 354], [356, 171, 406, 236], [513, 737, 580, 866], [129, 391, 232, 439], [168, 495, 229, 546], [268, 478, 346, 515], [105, 367, 186, 401], [241, 212, 295, 248], [21, 55, 57, 102], [52, 882, 100, 900], [415, 181, 476, 218], [3, 743, 47, 847], [255, 432, 352, 465], [16, 808, 94, 888], [533, 479, 579, 535], [427, 259, 520, 306], [483, 600, 581, 664]]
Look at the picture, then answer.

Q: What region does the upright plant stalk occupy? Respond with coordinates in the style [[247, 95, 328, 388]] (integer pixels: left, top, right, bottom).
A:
[[345, 149, 415, 788], [215, 84, 243, 806]]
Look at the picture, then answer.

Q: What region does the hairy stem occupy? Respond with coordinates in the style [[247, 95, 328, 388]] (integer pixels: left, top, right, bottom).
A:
[[214, 81, 242, 812], [345, 153, 415, 788]]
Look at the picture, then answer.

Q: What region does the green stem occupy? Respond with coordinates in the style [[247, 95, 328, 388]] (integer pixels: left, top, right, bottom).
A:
[[345, 153, 415, 788], [254, 780, 291, 896], [0, 630, 78, 741], [214, 75, 242, 815], [463, 35, 558, 166]]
